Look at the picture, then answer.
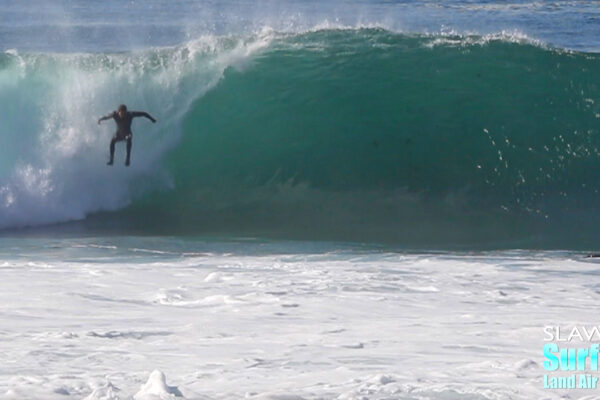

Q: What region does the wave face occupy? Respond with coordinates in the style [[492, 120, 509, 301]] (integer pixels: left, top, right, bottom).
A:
[[3, 29, 600, 246]]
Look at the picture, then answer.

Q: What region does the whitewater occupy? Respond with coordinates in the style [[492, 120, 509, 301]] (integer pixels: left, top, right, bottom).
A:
[[0, 237, 597, 400], [1, 1, 600, 399]]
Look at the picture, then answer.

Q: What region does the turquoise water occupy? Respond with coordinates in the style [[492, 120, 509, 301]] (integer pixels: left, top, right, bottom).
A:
[[1, 2, 600, 247]]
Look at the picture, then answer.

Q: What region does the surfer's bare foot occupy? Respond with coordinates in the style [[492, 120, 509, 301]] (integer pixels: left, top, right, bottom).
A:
[[107, 160, 113, 166], [125, 159, 130, 167]]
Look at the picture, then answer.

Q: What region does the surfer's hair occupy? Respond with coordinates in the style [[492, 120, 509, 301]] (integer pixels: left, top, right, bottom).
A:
[[118, 104, 127, 112]]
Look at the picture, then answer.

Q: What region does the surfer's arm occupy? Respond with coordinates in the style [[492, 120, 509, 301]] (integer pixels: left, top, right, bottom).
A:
[[132, 111, 157, 123], [97, 112, 115, 125]]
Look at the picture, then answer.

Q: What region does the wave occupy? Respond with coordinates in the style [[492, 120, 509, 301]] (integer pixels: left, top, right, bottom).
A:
[[0, 31, 274, 227], [2, 29, 600, 247]]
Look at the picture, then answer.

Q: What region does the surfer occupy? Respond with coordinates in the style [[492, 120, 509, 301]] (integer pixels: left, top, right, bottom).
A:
[[98, 104, 156, 166]]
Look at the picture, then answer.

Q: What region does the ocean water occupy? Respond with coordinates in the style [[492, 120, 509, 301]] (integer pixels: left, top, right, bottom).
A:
[[1, 1, 600, 246], [1, 1, 600, 399]]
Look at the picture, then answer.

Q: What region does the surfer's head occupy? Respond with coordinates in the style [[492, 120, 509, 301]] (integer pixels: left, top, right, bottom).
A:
[[117, 104, 127, 118]]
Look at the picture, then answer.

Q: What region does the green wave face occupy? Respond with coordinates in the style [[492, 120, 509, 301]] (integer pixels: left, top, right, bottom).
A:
[[3, 29, 600, 247], [121, 30, 600, 246]]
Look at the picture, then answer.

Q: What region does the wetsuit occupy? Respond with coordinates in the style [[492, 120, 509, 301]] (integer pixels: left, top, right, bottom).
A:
[[100, 111, 155, 165]]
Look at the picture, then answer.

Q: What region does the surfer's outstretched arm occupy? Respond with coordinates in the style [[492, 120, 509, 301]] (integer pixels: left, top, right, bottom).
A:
[[131, 111, 157, 123], [97, 112, 115, 125]]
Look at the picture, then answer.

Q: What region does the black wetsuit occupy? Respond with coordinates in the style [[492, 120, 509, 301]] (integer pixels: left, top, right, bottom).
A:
[[101, 110, 155, 165]]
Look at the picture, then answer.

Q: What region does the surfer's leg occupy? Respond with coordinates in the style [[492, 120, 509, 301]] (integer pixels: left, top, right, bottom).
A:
[[125, 136, 132, 166], [108, 136, 118, 165]]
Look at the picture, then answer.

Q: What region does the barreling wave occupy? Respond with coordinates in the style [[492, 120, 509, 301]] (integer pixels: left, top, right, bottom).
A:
[[2, 28, 600, 247], [0, 31, 274, 227]]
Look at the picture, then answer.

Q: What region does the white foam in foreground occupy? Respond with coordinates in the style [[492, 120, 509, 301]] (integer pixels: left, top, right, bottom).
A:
[[133, 370, 182, 400], [0, 238, 595, 399]]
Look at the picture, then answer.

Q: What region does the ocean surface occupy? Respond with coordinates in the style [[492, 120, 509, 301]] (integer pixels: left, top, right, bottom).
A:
[[1, 1, 600, 399]]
